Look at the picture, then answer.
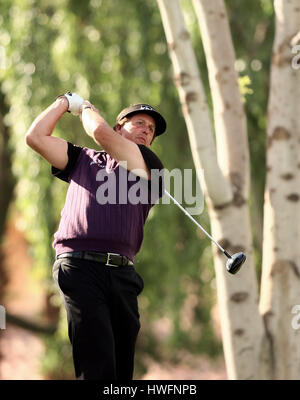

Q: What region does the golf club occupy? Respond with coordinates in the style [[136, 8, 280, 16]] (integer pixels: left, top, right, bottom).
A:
[[164, 190, 246, 274]]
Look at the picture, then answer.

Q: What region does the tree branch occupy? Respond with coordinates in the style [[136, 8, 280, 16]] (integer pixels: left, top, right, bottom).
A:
[[5, 312, 58, 335]]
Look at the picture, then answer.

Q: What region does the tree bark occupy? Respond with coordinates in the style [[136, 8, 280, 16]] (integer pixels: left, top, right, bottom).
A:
[[5, 312, 58, 335], [0, 92, 16, 377], [157, 0, 267, 379], [0, 93, 15, 240], [191, 0, 269, 379], [259, 0, 300, 379], [157, 0, 232, 205]]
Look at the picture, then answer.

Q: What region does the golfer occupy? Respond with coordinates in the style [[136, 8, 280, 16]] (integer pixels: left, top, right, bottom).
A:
[[25, 92, 166, 380]]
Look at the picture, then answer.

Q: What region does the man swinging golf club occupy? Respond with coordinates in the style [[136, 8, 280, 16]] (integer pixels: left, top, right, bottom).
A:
[[26, 91, 245, 380], [25, 91, 166, 380]]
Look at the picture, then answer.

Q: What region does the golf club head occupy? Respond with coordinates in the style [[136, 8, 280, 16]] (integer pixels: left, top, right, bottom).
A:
[[226, 252, 246, 274]]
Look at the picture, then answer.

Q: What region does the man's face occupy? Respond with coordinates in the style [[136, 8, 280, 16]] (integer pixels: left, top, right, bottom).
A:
[[117, 113, 156, 147]]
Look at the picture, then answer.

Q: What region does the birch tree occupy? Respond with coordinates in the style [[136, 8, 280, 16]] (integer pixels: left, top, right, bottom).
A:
[[157, 0, 300, 379], [259, 0, 300, 380]]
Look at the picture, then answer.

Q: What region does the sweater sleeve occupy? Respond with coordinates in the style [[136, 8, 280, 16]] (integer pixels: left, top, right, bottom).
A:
[[137, 144, 164, 201], [51, 142, 83, 183]]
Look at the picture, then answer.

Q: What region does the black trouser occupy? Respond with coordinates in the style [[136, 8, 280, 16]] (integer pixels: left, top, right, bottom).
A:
[[52, 256, 144, 380]]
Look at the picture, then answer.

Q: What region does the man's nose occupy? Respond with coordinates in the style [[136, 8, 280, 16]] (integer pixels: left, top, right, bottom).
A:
[[143, 125, 151, 134]]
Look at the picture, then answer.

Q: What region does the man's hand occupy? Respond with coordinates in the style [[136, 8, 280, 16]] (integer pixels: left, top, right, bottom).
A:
[[79, 100, 99, 118], [64, 91, 84, 115]]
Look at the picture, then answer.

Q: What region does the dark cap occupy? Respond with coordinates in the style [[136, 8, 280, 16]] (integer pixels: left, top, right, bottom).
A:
[[115, 103, 167, 136]]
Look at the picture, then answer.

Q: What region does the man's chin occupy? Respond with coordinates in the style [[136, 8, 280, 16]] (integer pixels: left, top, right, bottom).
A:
[[137, 139, 147, 145]]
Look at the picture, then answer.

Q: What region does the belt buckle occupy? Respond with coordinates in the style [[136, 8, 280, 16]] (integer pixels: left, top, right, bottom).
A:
[[106, 252, 120, 267]]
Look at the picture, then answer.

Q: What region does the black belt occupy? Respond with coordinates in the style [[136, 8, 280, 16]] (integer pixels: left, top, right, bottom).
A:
[[56, 251, 134, 267]]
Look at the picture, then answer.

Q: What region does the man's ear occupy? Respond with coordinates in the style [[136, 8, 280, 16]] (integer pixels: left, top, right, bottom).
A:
[[115, 124, 121, 132]]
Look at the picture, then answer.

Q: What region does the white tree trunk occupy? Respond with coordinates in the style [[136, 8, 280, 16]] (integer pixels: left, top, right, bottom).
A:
[[156, 0, 232, 206], [191, 0, 268, 379], [157, 0, 267, 379], [259, 0, 300, 379]]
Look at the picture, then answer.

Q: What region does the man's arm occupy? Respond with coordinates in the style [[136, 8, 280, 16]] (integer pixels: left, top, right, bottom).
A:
[[80, 102, 151, 179], [25, 97, 69, 170]]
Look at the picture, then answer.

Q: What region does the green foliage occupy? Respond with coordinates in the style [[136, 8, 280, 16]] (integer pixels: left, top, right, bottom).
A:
[[238, 75, 253, 102], [0, 0, 274, 378]]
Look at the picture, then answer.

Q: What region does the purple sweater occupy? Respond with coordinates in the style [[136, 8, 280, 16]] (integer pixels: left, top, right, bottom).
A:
[[52, 143, 164, 261]]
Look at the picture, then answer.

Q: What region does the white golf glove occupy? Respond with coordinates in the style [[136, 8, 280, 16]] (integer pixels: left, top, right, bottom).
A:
[[63, 91, 84, 116]]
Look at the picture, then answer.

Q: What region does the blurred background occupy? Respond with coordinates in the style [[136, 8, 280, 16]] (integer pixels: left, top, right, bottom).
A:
[[0, 0, 274, 379]]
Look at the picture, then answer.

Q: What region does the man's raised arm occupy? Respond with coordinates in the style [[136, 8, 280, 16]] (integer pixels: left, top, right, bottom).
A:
[[79, 101, 152, 180], [25, 92, 83, 170]]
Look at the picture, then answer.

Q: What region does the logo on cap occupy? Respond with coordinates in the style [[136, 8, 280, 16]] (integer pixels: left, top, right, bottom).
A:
[[139, 105, 153, 111]]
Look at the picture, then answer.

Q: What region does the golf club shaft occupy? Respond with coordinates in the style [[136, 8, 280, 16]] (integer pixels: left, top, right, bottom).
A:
[[164, 190, 231, 258]]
